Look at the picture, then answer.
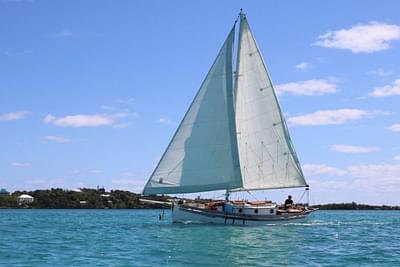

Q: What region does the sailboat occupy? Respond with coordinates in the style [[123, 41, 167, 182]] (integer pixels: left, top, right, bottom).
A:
[[143, 11, 316, 225]]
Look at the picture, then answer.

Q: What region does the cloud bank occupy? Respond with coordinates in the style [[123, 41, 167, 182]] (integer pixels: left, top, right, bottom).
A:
[[295, 62, 311, 71], [369, 79, 400, 97], [315, 22, 400, 53], [276, 79, 337, 96], [44, 113, 130, 128], [0, 111, 29, 121], [288, 109, 386, 126], [330, 144, 380, 153]]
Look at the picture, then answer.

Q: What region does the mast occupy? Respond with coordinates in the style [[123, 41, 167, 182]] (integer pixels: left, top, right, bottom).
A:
[[225, 190, 230, 201], [225, 9, 245, 201]]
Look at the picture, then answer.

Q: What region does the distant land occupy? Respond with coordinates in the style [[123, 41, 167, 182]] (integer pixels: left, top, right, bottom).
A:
[[0, 188, 171, 209], [312, 203, 400, 210], [0, 188, 399, 210]]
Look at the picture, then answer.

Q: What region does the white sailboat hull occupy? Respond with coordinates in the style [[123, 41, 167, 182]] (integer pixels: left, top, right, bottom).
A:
[[172, 204, 310, 226]]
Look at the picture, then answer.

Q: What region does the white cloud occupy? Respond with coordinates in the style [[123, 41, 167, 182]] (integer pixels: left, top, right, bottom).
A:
[[315, 22, 400, 53], [157, 117, 172, 125], [0, 111, 29, 121], [347, 164, 400, 180], [306, 163, 400, 192], [43, 113, 130, 127], [366, 68, 393, 77], [308, 179, 349, 191], [43, 114, 55, 123], [12, 162, 32, 168], [295, 62, 311, 71], [288, 109, 386, 126], [275, 79, 336, 96], [369, 79, 400, 97], [44, 135, 72, 143], [394, 155, 400, 161], [303, 164, 346, 176], [331, 144, 380, 153], [387, 123, 400, 132], [306, 162, 400, 204]]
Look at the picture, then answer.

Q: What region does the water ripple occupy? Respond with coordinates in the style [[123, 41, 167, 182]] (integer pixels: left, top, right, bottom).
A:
[[0, 209, 399, 266]]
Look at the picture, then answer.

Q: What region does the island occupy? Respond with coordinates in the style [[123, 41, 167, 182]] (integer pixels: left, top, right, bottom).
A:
[[311, 202, 400, 210], [0, 188, 171, 209], [1, 188, 399, 210]]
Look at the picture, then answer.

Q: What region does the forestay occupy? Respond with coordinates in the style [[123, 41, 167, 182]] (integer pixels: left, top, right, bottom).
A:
[[234, 14, 306, 191], [143, 27, 242, 195]]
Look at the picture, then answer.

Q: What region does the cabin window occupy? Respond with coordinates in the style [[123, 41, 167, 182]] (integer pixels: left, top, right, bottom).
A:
[[254, 209, 258, 214], [270, 209, 274, 214], [238, 208, 242, 213]]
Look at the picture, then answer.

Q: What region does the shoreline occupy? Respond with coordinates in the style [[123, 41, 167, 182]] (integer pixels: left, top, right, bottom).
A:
[[1, 188, 399, 210], [1, 207, 400, 211]]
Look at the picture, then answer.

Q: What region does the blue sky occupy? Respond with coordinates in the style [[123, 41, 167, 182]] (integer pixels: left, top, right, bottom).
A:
[[1, 0, 400, 204]]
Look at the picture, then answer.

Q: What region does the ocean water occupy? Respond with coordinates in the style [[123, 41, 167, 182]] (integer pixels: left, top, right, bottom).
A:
[[0, 209, 399, 266]]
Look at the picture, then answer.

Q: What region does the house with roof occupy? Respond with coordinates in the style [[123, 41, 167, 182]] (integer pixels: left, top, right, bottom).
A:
[[17, 194, 34, 204]]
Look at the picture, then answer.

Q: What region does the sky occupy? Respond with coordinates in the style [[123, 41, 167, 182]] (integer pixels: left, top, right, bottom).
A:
[[1, 0, 400, 205]]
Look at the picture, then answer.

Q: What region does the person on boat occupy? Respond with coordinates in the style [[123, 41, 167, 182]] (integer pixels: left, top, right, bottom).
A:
[[284, 195, 294, 209]]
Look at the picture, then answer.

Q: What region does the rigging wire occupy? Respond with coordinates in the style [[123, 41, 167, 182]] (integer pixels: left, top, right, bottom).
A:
[[297, 189, 307, 204], [245, 190, 258, 200]]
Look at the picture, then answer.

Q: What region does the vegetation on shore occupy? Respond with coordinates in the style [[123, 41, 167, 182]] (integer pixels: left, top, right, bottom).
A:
[[0, 188, 170, 209], [1, 189, 399, 210], [311, 202, 400, 210]]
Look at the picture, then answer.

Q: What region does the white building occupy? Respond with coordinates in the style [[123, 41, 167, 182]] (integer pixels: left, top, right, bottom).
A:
[[17, 194, 34, 204]]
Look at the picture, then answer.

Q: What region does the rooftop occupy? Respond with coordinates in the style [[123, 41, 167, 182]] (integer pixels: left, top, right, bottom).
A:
[[18, 194, 33, 199]]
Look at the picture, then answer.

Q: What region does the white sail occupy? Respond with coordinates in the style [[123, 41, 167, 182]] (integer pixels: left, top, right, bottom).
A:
[[234, 14, 307, 191], [143, 27, 242, 195]]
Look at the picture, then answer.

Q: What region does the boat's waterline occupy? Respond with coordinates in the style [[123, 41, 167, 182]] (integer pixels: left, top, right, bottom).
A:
[[172, 205, 310, 226]]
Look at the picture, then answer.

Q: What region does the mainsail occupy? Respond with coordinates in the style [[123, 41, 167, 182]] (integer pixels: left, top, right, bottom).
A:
[[234, 14, 306, 190], [143, 26, 243, 195], [143, 13, 307, 196]]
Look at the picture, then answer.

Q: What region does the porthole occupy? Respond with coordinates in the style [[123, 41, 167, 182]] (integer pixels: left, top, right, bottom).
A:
[[270, 209, 274, 214], [254, 209, 258, 214], [238, 208, 242, 213]]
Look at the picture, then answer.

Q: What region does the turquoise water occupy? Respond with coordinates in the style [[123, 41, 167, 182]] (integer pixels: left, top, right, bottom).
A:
[[0, 210, 399, 266]]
